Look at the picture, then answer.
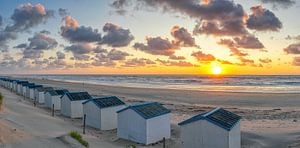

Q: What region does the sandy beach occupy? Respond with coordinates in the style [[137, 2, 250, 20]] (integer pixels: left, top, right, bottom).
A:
[[1, 77, 300, 147]]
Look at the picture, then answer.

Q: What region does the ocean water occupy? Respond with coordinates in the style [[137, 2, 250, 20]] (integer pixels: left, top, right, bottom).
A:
[[17, 75, 300, 93]]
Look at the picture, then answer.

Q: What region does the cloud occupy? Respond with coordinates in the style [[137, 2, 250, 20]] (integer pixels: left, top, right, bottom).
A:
[[0, 31, 17, 51], [107, 49, 130, 60], [169, 55, 186, 60], [292, 57, 300, 66], [283, 43, 300, 54], [259, 58, 272, 63], [92, 53, 117, 67], [191, 51, 216, 62], [246, 5, 282, 31], [156, 59, 196, 67], [23, 49, 43, 59], [171, 26, 196, 47], [56, 51, 66, 59], [14, 43, 28, 49], [218, 39, 248, 57], [64, 43, 94, 55], [27, 32, 58, 50], [6, 3, 54, 32], [259, 0, 295, 8], [112, 0, 248, 37], [122, 58, 156, 67], [101, 23, 134, 47], [58, 8, 69, 17], [233, 35, 265, 49], [133, 37, 177, 56], [0, 15, 2, 26], [61, 16, 102, 43]]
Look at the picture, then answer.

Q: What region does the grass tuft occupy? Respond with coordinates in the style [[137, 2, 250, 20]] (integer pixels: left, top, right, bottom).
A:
[[69, 131, 89, 147]]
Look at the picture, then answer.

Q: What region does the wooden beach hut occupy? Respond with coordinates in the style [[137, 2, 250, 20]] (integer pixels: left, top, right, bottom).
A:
[[82, 96, 126, 130], [35, 87, 54, 103], [23, 83, 34, 97], [17, 81, 28, 95], [45, 89, 69, 110], [29, 85, 43, 100], [117, 102, 171, 145], [178, 107, 241, 148], [61, 92, 92, 118]]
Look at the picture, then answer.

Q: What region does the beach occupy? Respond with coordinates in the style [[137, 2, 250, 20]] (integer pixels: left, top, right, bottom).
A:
[[1, 77, 300, 147]]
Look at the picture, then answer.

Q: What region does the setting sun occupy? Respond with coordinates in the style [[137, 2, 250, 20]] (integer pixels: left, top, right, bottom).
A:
[[212, 66, 222, 75]]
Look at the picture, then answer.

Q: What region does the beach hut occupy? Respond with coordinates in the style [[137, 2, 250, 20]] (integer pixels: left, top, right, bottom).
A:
[[28, 85, 43, 100], [117, 102, 171, 145], [17, 81, 28, 95], [35, 87, 54, 103], [82, 96, 126, 130], [12, 80, 19, 92], [45, 89, 69, 109], [23, 83, 35, 97], [61, 92, 92, 118], [178, 108, 241, 148]]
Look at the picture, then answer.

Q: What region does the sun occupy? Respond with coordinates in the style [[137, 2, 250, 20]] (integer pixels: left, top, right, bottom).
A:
[[211, 66, 222, 75]]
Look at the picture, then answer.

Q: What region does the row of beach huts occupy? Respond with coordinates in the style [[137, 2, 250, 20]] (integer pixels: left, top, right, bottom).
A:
[[0, 77, 241, 148]]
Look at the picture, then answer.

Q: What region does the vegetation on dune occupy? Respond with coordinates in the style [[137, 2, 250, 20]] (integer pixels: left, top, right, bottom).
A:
[[69, 131, 89, 147], [0, 93, 3, 110]]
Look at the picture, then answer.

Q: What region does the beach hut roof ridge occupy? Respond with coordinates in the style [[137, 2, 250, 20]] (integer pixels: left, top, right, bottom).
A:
[[65, 92, 92, 101], [83, 96, 125, 109]]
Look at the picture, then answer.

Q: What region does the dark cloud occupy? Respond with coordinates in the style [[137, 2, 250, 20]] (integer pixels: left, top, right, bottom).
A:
[[23, 49, 43, 59], [101, 23, 134, 47], [56, 51, 66, 59], [6, 3, 54, 32], [156, 59, 196, 67], [64, 43, 94, 55], [58, 8, 69, 17], [0, 31, 17, 51], [122, 58, 156, 67], [27, 32, 58, 50], [112, 0, 248, 36], [292, 57, 300, 66], [133, 37, 177, 56], [246, 5, 282, 32], [169, 55, 186, 60], [171, 26, 196, 47], [233, 35, 265, 49], [14, 43, 28, 49], [259, 0, 295, 8], [218, 39, 248, 57], [259, 58, 272, 63], [0, 15, 2, 26], [107, 49, 130, 60], [191, 51, 216, 62], [92, 53, 117, 67], [94, 47, 107, 53], [61, 16, 102, 43], [283, 43, 300, 54]]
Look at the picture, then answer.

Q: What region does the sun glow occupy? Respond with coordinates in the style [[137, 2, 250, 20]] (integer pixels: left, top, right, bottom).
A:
[[211, 66, 222, 75]]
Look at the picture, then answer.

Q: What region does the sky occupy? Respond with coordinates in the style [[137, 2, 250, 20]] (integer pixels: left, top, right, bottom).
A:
[[0, 0, 300, 75]]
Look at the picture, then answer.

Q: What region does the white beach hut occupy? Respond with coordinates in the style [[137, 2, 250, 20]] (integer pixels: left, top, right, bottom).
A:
[[35, 87, 54, 104], [28, 85, 43, 100], [178, 107, 241, 148], [45, 89, 69, 109], [61, 92, 92, 118], [17, 81, 28, 95], [82, 96, 126, 130], [117, 102, 171, 145], [12, 80, 19, 92], [23, 83, 35, 97]]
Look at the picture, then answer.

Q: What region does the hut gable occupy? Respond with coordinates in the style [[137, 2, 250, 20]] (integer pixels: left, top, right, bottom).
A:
[[83, 96, 125, 109]]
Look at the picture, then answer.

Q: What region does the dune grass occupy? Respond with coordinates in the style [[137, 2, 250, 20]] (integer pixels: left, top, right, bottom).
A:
[[0, 93, 3, 110], [69, 131, 89, 147]]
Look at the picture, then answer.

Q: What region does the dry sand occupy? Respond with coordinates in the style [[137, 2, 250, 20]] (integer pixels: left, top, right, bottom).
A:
[[1, 77, 300, 147]]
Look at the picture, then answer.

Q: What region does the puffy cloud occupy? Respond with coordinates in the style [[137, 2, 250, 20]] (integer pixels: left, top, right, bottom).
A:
[[101, 23, 134, 47], [259, 0, 295, 8], [91, 53, 117, 67], [133, 37, 177, 56], [218, 39, 248, 57], [58, 8, 69, 17], [156, 59, 196, 67], [171, 26, 196, 47], [0, 31, 17, 51], [233, 35, 265, 49], [259, 58, 272, 63], [122, 58, 156, 67], [14, 43, 28, 49], [27, 32, 58, 50], [292, 57, 300, 66], [246, 5, 282, 31], [191, 51, 216, 62], [283, 43, 300, 54], [169, 55, 186, 60], [107, 49, 130, 60], [64, 43, 94, 55], [6, 3, 54, 32], [23, 49, 43, 59], [61, 16, 102, 43], [56, 51, 66, 59], [94, 47, 107, 53], [111, 0, 248, 36]]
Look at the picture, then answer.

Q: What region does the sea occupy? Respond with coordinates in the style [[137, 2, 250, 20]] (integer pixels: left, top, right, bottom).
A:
[[14, 75, 300, 93]]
